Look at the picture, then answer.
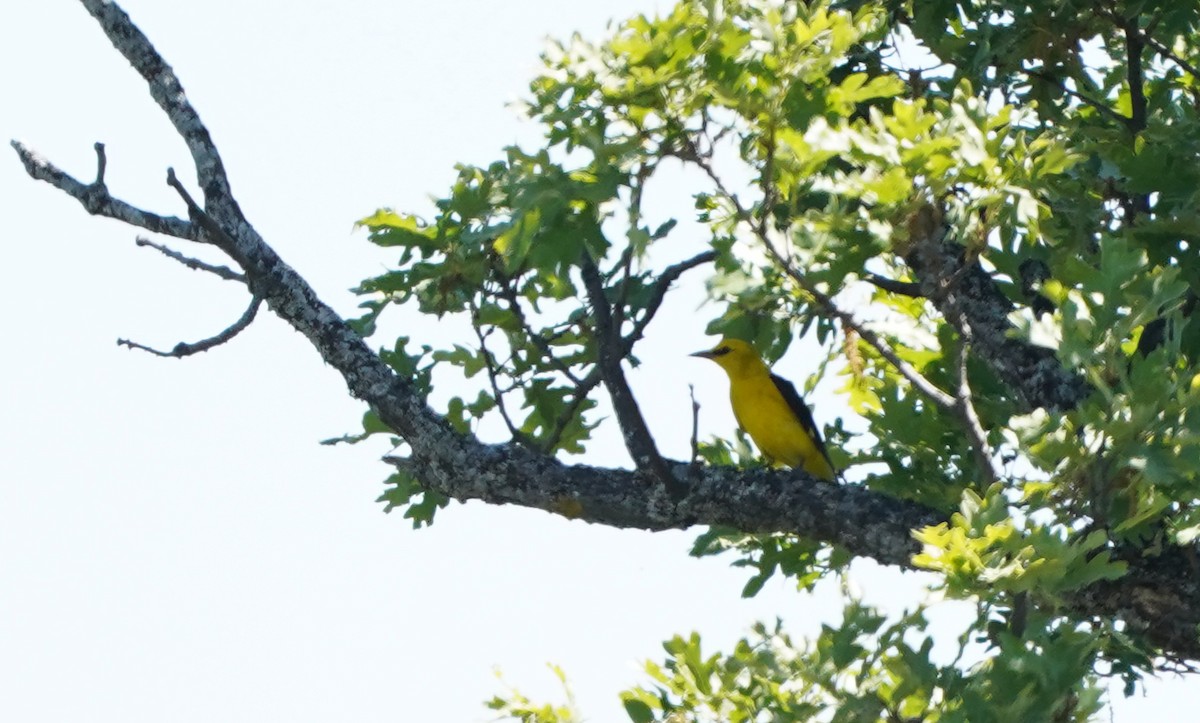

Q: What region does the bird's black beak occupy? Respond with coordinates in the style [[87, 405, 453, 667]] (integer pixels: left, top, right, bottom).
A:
[[690, 349, 715, 359]]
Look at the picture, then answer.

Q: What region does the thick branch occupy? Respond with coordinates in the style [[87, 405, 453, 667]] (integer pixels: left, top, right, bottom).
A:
[[389, 453, 942, 565], [384, 444, 1200, 661], [80, 0, 235, 207], [1124, 17, 1148, 135], [902, 210, 1090, 412]]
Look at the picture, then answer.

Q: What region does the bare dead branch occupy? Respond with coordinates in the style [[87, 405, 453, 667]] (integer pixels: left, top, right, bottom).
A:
[[135, 237, 246, 283], [118, 296, 261, 357], [92, 141, 107, 185], [80, 0, 234, 207], [164, 167, 244, 255], [11, 141, 194, 239]]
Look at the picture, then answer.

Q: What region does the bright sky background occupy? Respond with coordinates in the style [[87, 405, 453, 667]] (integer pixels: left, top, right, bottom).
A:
[[1, 2, 1193, 721]]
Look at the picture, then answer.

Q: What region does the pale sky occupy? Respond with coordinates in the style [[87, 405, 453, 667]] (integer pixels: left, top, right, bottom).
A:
[[1, 2, 1191, 720]]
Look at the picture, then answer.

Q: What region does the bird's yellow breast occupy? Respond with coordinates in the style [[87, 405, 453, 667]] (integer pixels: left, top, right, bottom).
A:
[[729, 374, 833, 480]]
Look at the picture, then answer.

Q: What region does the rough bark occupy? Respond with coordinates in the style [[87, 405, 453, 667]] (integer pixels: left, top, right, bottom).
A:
[[902, 225, 1091, 413]]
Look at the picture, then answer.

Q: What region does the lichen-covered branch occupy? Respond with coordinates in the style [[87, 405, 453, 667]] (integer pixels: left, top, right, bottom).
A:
[[13, 141, 194, 239]]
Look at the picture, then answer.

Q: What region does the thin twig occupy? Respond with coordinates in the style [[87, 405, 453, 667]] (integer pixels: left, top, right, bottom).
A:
[[688, 384, 701, 467], [118, 296, 261, 357], [540, 369, 602, 453], [166, 167, 239, 252], [1025, 69, 1133, 128], [758, 125, 778, 242], [468, 299, 526, 444], [623, 251, 717, 350], [135, 236, 246, 282], [1140, 31, 1200, 79], [490, 257, 582, 386], [951, 325, 999, 486], [612, 163, 654, 331]]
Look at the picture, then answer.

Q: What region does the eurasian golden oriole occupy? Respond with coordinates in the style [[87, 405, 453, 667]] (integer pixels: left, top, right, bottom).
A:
[[692, 338, 836, 480]]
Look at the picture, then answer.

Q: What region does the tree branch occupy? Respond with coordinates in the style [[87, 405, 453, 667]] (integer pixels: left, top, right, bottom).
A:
[[951, 326, 998, 487], [135, 236, 246, 283], [387, 453, 944, 565], [579, 256, 678, 492], [864, 273, 924, 298], [383, 443, 1200, 661], [1026, 69, 1134, 129], [901, 208, 1091, 412], [12, 141, 194, 239], [488, 256, 588, 387], [468, 299, 527, 444], [79, 0, 234, 207], [118, 296, 261, 357], [540, 250, 715, 454], [626, 251, 717, 344]]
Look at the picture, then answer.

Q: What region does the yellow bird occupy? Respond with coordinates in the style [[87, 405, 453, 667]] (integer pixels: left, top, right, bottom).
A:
[[691, 338, 836, 481]]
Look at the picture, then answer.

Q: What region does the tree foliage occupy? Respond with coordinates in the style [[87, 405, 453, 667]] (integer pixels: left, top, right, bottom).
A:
[[352, 0, 1200, 718], [15, 0, 1200, 720]]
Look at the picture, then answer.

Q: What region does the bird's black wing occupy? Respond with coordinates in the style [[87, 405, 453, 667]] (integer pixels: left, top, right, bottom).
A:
[[770, 373, 836, 473]]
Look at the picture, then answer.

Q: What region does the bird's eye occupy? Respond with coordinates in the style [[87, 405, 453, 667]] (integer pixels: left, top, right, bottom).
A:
[[712, 346, 731, 356]]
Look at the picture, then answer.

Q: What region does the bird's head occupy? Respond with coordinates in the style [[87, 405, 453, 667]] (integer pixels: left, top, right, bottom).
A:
[[690, 337, 766, 378]]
